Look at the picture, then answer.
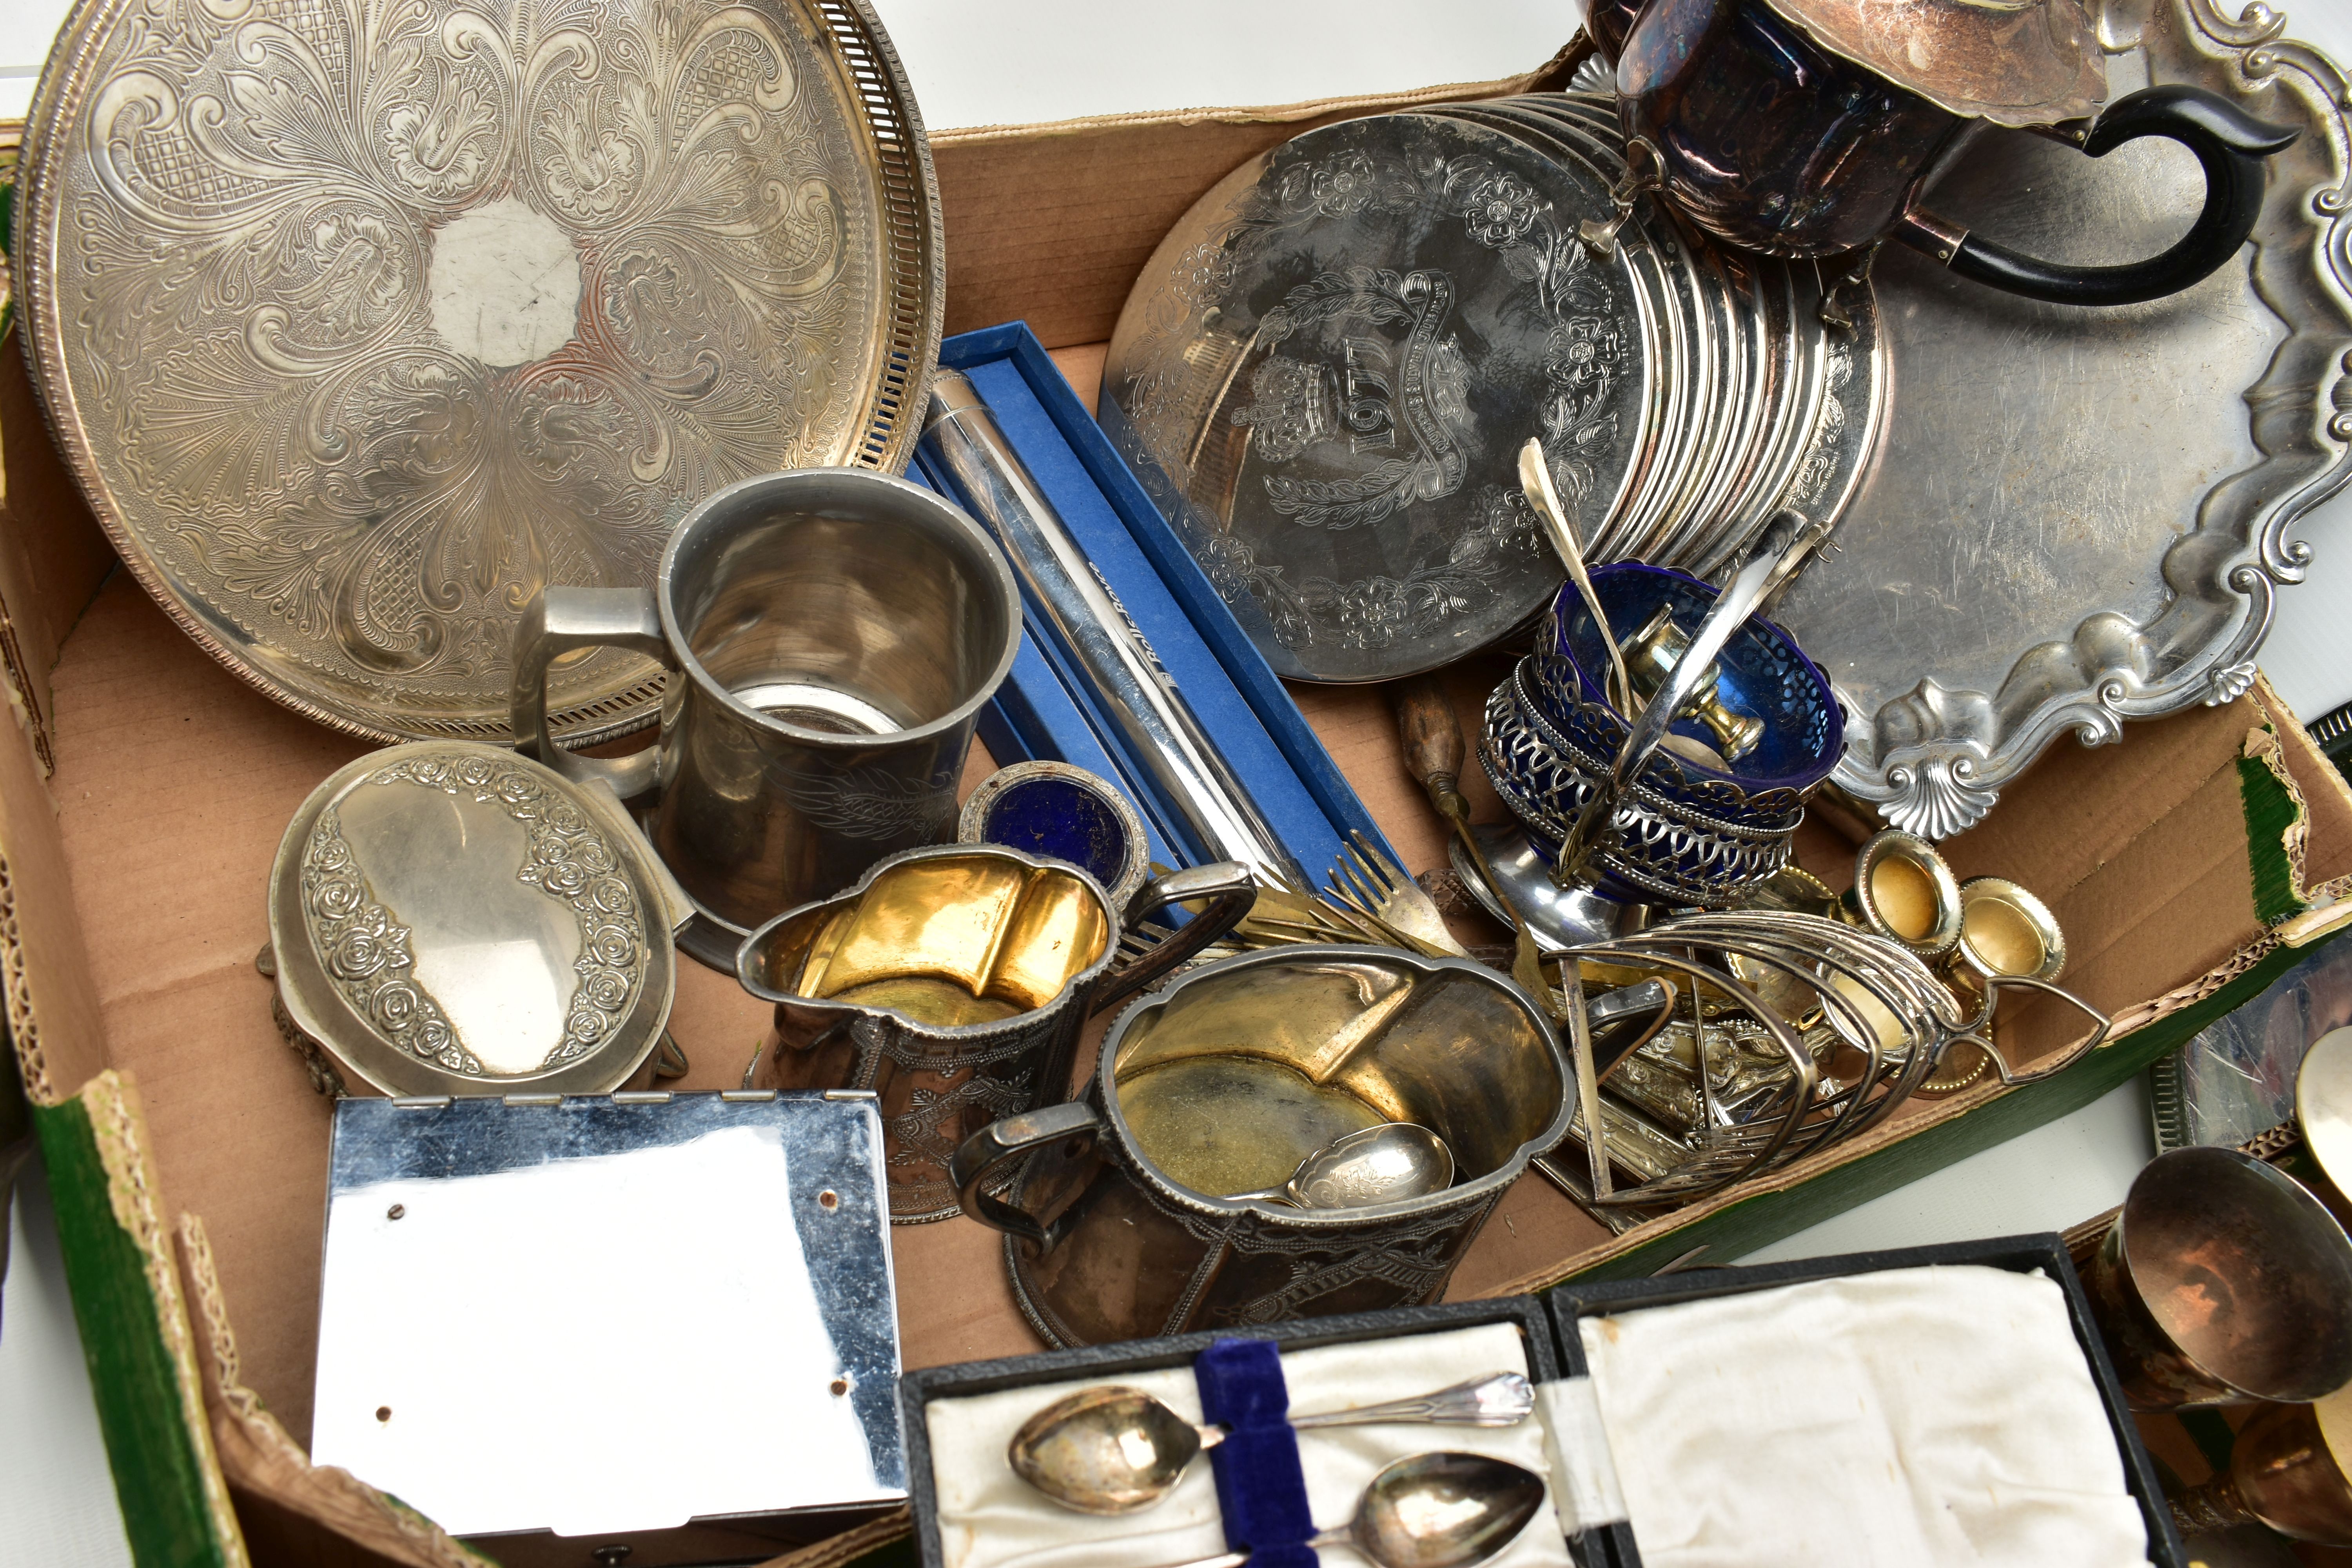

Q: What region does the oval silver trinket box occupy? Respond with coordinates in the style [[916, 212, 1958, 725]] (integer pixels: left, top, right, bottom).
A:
[[263, 742, 690, 1098]]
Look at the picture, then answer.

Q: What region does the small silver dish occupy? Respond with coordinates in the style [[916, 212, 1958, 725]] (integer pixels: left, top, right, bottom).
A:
[[263, 742, 690, 1098], [957, 760, 1151, 909]]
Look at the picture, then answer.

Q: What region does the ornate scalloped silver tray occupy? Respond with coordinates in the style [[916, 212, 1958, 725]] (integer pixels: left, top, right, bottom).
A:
[[1768, 0, 2352, 838], [18, 0, 941, 744]]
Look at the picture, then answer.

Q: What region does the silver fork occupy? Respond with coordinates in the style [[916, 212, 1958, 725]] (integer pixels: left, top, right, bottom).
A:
[[1326, 831, 1471, 959]]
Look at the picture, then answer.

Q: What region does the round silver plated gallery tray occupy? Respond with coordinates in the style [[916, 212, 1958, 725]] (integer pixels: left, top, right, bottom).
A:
[[1767, 0, 2352, 838], [1100, 111, 1652, 684], [17, 0, 942, 745]]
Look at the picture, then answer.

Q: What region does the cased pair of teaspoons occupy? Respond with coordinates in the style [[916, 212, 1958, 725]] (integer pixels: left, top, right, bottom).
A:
[[1053, 1451, 1550, 1568], [1007, 1372, 1536, 1515]]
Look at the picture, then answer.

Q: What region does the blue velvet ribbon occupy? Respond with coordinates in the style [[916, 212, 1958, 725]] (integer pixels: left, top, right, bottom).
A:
[[1194, 1337, 1318, 1568]]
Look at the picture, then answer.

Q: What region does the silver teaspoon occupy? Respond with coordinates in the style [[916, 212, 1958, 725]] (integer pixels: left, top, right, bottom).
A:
[[1223, 1123, 1454, 1209], [1153, 1451, 1548, 1568], [1520, 437, 1632, 720], [1009, 1373, 1535, 1515]]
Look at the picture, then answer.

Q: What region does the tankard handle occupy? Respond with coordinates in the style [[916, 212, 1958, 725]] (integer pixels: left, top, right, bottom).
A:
[[1892, 84, 2297, 309], [510, 586, 679, 800], [1094, 860, 1259, 1016], [950, 1101, 1103, 1245]]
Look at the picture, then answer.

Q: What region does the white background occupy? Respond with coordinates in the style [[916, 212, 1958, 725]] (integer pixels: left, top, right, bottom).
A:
[[4, 2, 2352, 1559]]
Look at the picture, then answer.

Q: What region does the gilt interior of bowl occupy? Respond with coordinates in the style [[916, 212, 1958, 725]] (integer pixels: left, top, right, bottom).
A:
[[1105, 947, 1568, 1204], [754, 851, 1112, 1018], [1538, 563, 1840, 794]]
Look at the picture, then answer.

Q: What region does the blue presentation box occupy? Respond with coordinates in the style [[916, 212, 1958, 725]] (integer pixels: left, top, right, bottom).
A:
[[906, 321, 1392, 884]]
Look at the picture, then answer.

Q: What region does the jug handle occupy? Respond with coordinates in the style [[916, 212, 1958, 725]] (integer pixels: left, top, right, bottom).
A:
[[1892, 84, 2298, 309], [1093, 860, 1258, 1016], [511, 586, 680, 800], [950, 1101, 1103, 1245]]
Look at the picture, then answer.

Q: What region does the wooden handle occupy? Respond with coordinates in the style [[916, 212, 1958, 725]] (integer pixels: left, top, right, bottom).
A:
[[1391, 674, 1466, 814]]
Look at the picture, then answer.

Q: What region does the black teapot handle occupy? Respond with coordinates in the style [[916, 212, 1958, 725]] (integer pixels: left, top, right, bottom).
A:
[[1894, 84, 2297, 308]]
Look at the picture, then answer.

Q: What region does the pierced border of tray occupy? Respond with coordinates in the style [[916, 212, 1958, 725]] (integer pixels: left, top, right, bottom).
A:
[[13, 0, 943, 748], [1826, 0, 2352, 839]]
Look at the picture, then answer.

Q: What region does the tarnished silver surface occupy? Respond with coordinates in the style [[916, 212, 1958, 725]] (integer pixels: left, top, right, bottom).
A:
[[1448, 820, 1644, 949], [951, 945, 1571, 1347], [2088, 1143, 2352, 1409], [1150, 1453, 1545, 1568], [1007, 1385, 1209, 1516], [312, 1093, 904, 1538], [737, 848, 1255, 1223], [1428, 94, 1884, 581], [512, 468, 1020, 949], [1764, 0, 2107, 127], [19, 0, 943, 745], [1005, 1372, 1531, 1517], [1556, 907, 2111, 1210], [1421, 100, 1707, 569], [1225, 1122, 1456, 1207], [1770, 0, 2352, 837], [1102, 113, 1648, 682], [265, 741, 689, 1098], [1514, 79, 1895, 589]]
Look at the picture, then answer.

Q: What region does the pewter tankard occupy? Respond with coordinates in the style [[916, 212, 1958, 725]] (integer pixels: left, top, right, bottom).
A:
[[514, 470, 1021, 961]]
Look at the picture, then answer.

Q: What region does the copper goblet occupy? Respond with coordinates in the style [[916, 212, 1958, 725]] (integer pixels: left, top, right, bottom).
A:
[[2087, 1145, 2352, 1410], [2172, 1391, 2352, 1544]]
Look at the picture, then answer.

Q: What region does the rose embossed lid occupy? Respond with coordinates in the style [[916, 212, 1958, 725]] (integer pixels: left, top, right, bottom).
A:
[[264, 742, 691, 1098]]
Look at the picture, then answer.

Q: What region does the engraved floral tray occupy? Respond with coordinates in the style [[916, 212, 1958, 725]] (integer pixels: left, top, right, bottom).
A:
[[1767, 0, 2352, 838], [17, 0, 942, 744]]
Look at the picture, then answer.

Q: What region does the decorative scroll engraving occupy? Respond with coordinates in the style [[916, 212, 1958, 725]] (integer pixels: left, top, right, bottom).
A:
[[299, 751, 646, 1074], [1785, 339, 1852, 508], [1194, 486, 1548, 652], [835, 1011, 1069, 1222], [1209, 1206, 1474, 1327], [777, 763, 965, 841], [27, 0, 927, 739], [1105, 117, 1640, 677]]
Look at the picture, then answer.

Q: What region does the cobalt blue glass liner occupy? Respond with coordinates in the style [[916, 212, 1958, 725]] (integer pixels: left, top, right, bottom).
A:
[[1534, 563, 1841, 796], [1482, 673, 1798, 906], [973, 772, 1142, 895]]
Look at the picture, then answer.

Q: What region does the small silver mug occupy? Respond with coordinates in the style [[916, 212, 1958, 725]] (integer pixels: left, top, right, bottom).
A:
[[738, 845, 1255, 1221], [513, 470, 1022, 958]]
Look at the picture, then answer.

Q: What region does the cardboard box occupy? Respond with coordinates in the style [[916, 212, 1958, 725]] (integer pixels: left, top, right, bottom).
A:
[[9, 47, 2352, 1567]]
